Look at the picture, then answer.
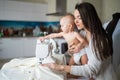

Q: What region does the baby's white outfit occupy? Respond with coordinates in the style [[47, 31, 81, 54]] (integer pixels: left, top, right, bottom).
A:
[[73, 49, 86, 64], [73, 30, 87, 64]]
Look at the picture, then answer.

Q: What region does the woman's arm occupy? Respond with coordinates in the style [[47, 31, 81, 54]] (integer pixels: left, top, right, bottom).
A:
[[42, 56, 102, 78], [42, 63, 71, 73], [42, 55, 102, 78], [68, 32, 88, 53]]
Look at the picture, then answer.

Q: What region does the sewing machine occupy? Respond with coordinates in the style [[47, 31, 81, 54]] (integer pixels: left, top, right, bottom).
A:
[[35, 39, 59, 64]]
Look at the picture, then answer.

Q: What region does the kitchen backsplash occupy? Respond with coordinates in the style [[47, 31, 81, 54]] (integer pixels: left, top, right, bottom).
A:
[[0, 20, 60, 37]]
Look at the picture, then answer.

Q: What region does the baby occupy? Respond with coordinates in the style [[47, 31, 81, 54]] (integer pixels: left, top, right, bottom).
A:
[[39, 13, 88, 65]]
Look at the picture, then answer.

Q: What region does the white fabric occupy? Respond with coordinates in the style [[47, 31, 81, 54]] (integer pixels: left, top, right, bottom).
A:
[[70, 39, 117, 80], [103, 19, 120, 80], [0, 54, 67, 80], [112, 19, 120, 71], [103, 19, 120, 71], [73, 49, 86, 64]]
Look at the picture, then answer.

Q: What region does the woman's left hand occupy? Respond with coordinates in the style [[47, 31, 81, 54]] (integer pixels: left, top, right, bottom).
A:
[[42, 63, 64, 71], [69, 43, 82, 53], [42, 63, 56, 69]]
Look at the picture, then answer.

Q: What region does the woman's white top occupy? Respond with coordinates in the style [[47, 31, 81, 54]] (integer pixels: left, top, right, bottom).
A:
[[70, 38, 117, 80]]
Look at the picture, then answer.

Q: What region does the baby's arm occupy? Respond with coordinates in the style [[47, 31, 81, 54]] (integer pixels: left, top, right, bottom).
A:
[[39, 32, 63, 41]]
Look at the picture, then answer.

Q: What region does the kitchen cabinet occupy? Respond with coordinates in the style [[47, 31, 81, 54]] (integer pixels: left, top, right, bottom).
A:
[[0, 37, 66, 59], [23, 38, 37, 57], [0, 39, 4, 56], [0, 38, 23, 59]]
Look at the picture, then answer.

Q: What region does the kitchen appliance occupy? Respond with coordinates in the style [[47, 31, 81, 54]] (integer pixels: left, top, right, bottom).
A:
[[35, 39, 58, 64]]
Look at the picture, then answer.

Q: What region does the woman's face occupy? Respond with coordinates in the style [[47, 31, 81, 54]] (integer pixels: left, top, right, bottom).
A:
[[74, 9, 85, 30]]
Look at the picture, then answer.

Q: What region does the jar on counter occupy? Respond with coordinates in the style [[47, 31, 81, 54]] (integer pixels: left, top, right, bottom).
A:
[[33, 26, 41, 37], [22, 32, 26, 37], [0, 29, 4, 37]]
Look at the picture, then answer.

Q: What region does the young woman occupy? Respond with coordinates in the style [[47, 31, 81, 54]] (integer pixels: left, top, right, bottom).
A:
[[42, 2, 117, 80]]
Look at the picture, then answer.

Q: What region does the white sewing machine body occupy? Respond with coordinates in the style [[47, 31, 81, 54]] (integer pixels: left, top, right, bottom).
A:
[[35, 39, 59, 64]]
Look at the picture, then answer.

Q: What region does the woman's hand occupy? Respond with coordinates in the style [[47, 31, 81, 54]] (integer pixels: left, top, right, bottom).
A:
[[42, 63, 64, 71], [42, 63, 56, 69], [69, 43, 82, 53]]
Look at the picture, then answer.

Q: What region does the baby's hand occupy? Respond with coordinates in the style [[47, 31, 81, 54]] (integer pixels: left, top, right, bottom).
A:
[[39, 37, 45, 42]]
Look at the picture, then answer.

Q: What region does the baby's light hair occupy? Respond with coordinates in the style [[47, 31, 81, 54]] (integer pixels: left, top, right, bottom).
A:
[[61, 13, 75, 26]]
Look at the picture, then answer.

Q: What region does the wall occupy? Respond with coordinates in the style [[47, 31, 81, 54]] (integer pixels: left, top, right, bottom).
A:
[[67, 0, 82, 14], [0, 0, 48, 21], [1, 0, 120, 23], [102, 0, 120, 23]]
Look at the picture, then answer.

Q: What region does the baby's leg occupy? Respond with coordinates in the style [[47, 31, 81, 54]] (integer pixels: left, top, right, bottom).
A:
[[69, 56, 76, 65], [80, 54, 88, 65]]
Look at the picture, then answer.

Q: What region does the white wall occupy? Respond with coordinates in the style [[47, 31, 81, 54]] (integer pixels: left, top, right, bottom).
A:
[[0, 0, 48, 21], [102, 0, 120, 23], [1, 0, 120, 22], [67, 0, 82, 14]]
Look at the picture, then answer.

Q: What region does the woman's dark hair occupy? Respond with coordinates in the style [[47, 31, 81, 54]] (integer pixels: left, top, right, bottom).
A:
[[75, 2, 113, 60]]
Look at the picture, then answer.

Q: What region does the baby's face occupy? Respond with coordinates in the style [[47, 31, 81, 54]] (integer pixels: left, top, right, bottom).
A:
[[60, 18, 70, 33], [60, 17, 74, 33]]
